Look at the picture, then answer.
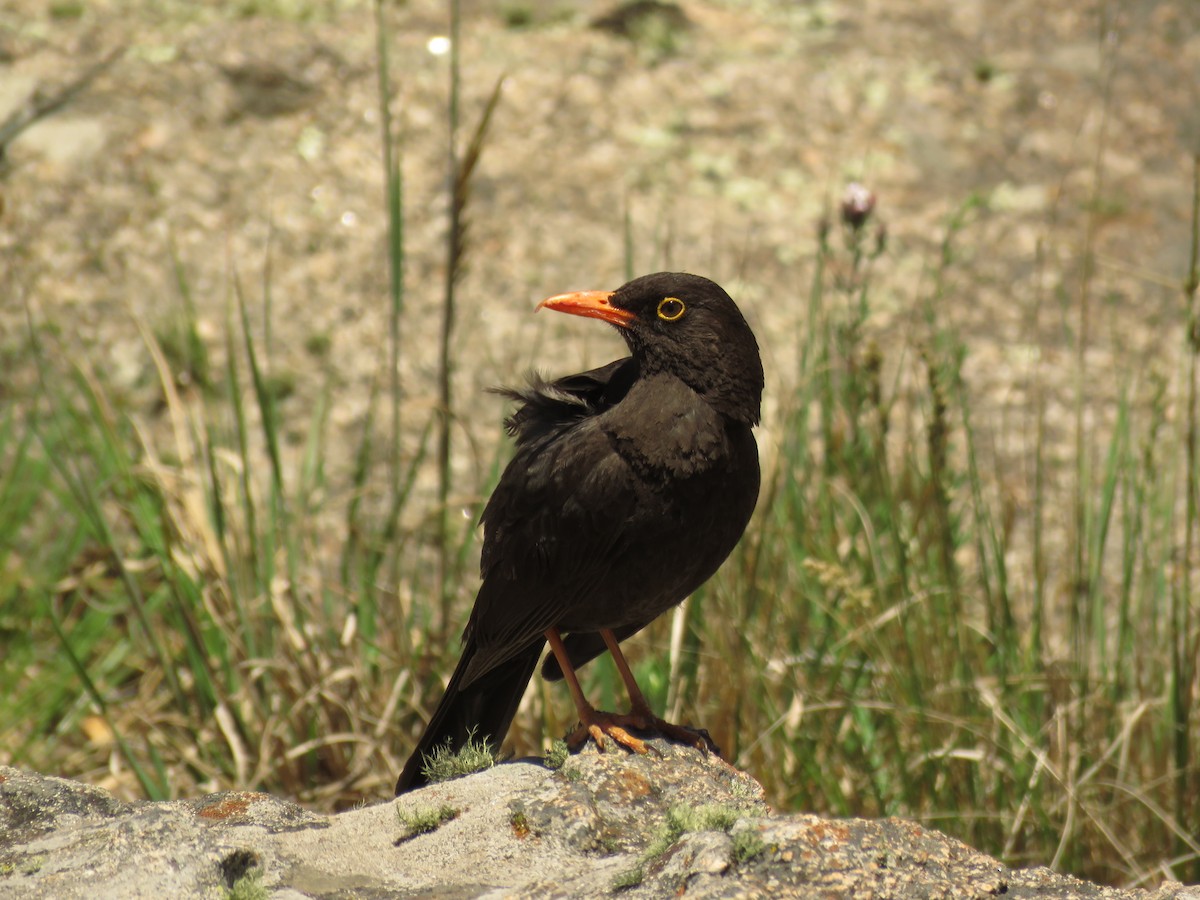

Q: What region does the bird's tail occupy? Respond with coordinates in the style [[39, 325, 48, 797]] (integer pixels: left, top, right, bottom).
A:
[[395, 637, 544, 794]]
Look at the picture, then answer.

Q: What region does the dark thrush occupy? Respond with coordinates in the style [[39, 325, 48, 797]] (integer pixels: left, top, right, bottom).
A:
[[396, 271, 763, 794]]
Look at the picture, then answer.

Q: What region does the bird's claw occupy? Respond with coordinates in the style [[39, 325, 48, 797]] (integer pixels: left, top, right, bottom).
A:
[[564, 710, 657, 756], [564, 709, 716, 759], [649, 719, 722, 758]]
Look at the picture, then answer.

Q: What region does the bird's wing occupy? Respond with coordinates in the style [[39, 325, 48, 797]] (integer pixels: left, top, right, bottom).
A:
[[459, 366, 746, 689], [460, 407, 643, 687]]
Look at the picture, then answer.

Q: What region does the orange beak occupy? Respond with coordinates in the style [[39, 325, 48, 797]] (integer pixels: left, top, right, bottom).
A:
[[537, 290, 636, 328]]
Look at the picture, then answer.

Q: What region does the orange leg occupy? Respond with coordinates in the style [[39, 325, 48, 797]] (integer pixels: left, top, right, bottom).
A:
[[600, 628, 654, 717], [544, 628, 650, 754], [600, 628, 720, 755]]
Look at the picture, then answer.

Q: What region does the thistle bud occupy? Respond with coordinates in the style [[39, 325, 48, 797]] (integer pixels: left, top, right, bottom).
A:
[[841, 182, 876, 231]]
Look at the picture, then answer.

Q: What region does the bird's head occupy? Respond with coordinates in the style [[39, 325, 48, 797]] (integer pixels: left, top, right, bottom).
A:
[[538, 272, 763, 425]]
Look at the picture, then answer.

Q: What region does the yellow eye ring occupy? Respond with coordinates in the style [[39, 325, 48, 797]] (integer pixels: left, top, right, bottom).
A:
[[657, 297, 686, 321]]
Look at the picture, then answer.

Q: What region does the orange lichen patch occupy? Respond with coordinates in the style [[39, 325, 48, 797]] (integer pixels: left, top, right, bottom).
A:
[[197, 797, 252, 820], [802, 821, 851, 846], [611, 769, 653, 800]]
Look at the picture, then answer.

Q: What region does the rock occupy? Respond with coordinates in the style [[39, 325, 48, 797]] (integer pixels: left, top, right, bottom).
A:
[[0, 744, 1192, 898]]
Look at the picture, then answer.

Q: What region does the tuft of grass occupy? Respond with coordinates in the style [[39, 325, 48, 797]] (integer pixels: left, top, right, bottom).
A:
[[396, 803, 460, 841], [592, 1, 691, 64], [501, 3, 534, 28], [418, 733, 495, 785], [303, 332, 332, 358], [610, 864, 644, 891], [543, 739, 570, 770], [560, 765, 584, 783], [732, 828, 766, 864], [226, 870, 267, 900], [973, 59, 996, 83]]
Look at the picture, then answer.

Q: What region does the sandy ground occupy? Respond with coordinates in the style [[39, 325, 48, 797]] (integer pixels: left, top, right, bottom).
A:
[[5, 0, 1198, 463]]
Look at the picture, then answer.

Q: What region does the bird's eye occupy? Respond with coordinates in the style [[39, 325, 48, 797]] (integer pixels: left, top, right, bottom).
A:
[[657, 297, 686, 321]]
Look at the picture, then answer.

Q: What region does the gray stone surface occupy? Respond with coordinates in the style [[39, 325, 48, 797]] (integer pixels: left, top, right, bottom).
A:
[[1, 743, 1194, 898]]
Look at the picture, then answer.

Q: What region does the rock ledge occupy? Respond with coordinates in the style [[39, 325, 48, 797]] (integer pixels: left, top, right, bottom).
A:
[[0, 744, 1194, 898]]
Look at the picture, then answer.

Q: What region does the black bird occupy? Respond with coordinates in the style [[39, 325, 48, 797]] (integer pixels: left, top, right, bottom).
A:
[[395, 272, 763, 794]]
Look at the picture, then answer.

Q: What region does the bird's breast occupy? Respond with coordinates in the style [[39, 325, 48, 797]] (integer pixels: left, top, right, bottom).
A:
[[542, 379, 759, 631], [475, 371, 760, 638]]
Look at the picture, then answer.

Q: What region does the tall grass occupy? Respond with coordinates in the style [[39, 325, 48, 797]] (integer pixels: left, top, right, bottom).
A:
[[1, 8, 1197, 893], [434, 13, 505, 638], [671, 177, 1200, 885]]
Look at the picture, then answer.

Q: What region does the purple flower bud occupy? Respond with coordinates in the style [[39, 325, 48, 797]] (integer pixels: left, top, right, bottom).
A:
[[841, 182, 876, 230]]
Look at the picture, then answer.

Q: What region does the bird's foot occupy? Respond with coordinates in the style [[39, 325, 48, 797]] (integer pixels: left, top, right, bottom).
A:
[[564, 709, 722, 758], [564, 709, 660, 756]]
